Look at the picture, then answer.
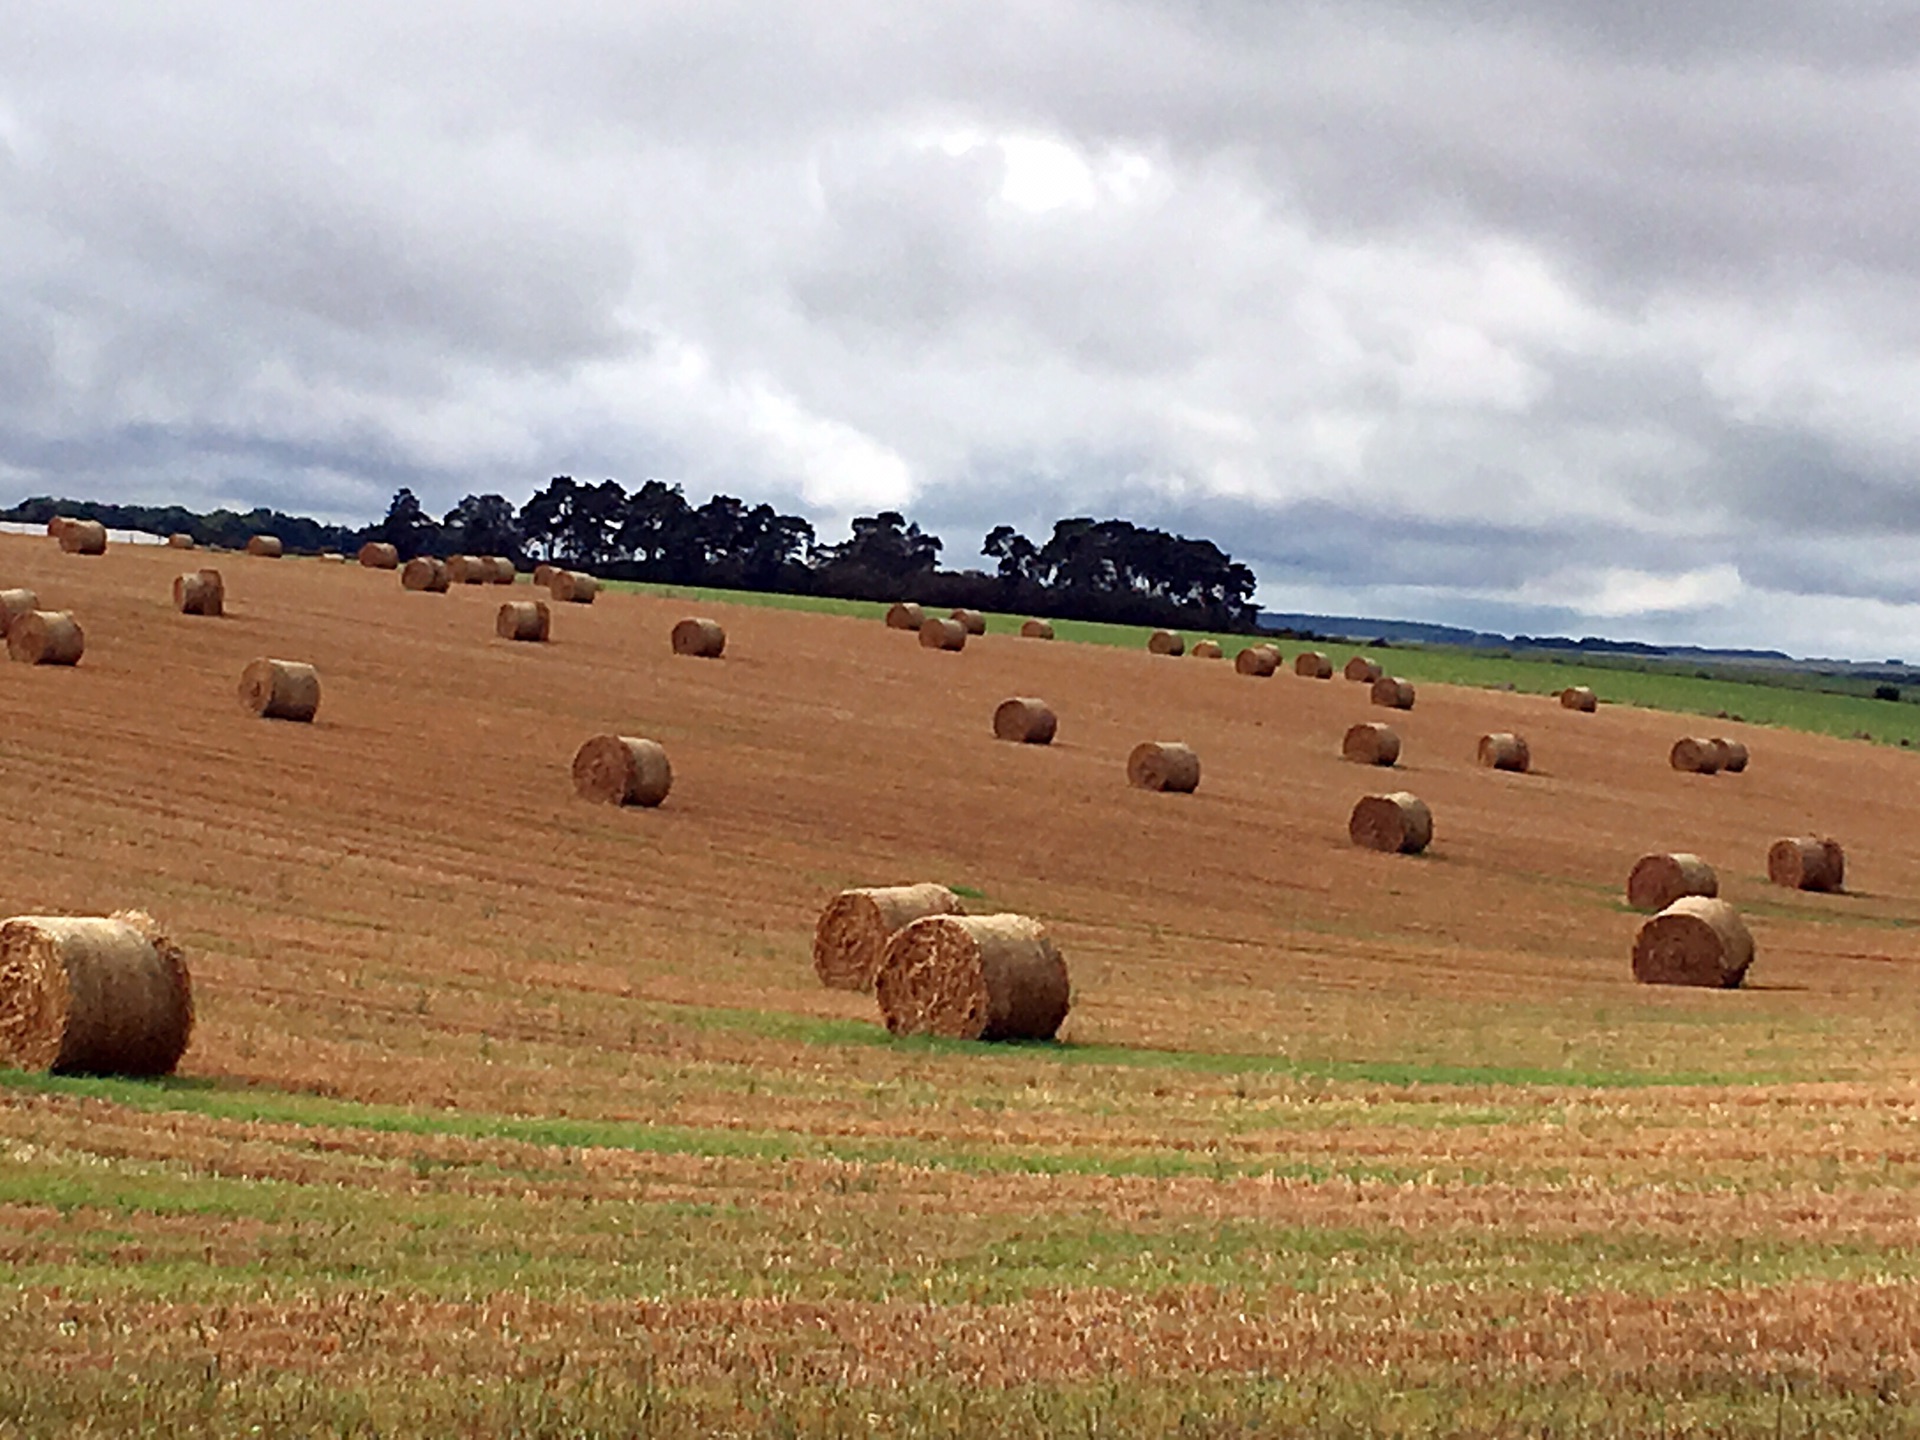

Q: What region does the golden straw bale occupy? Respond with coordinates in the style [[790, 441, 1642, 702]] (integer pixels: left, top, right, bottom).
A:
[[445, 554, 488, 584], [1148, 629, 1185, 656], [1020, 619, 1054, 640], [1344, 656, 1383, 683], [1371, 676, 1416, 710], [1711, 738, 1749, 773], [876, 913, 1070, 1041], [59, 520, 107, 555], [487, 556, 517, 583], [1294, 651, 1333, 679], [671, 618, 727, 658], [172, 569, 224, 617], [7, 611, 83, 666], [401, 556, 449, 592], [993, 697, 1057, 745], [1127, 741, 1200, 793], [1477, 732, 1531, 772], [572, 735, 672, 807], [46, 517, 72, 539], [1342, 722, 1400, 766], [950, 608, 987, 635], [1560, 686, 1598, 712], [1768, 836, 1845, 892], [1235, 644, 1279, 676], [1627, 853, 1719, 912], [812, 883, 963, 992], [245, 535, 283, 558], [533, 564, 556, 587], [1349, 792, 1432, 853], [0, 588, 39, 639], [358, 542, 400, 569], [1670, 737, 1722, 774], [1191, 639, 1224, 660], [550, 570, 599, 604], [496, 600, 551, 642], [885, 602, 925, 630], [0, 911, 193, 1075], [167, 533, 195, 549], [919, 617, 967, 651], [1632, 897, 1753, 988], [239, 658, 320, 722]]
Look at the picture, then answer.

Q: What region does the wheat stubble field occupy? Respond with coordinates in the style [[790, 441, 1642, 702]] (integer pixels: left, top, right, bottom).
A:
[[7, 533, 1920, 1436]]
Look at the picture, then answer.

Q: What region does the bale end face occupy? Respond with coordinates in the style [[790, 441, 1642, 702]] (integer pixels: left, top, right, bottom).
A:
[[1294, 651, 1333, 679], [0, 910, 194, 1076], [1127, 741, 1199, 793], [0, 588, 40, 639], [1019, 619, 1054, 640], [1349, 792, 1432, 853], [572, 735, 672, 807], [1235, 644, 1278, 677], [1711, 738, 1750, 773], [1147, 629, 1185, 656], [1341, 723, 1400, 767], [1344, 656, 1383, 683], [1477, 733, 1530, 772], [811, 883, 964, 992], [919, 617, 967, 651], [7, 611, 84, 666], [993, 697, 1058, 745], [1627, 853, 1719, 912], [1371, 676, 1416, 710], [1768, 837, 1844, 892], [173, 570, 225, 617], [671, 618, 726, 658], [1632, 897, 1753, 988], [875, 913, 1070, 1041], [239, 658, 320, 722], [885, 602, 925, 631], [496, 600, 551, 642]]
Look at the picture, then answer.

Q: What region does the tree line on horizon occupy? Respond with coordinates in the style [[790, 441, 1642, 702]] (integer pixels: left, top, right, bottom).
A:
[[4, 476, 1260, 630]]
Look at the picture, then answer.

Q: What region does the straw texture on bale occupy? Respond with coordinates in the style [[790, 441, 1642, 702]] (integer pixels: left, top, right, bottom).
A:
[[671, 618, 727, 658], [1670, 737, 1723, 774], [1711, 738, 1750, 773], [811, 883, 964, 992], [487, 556, 517, 583], [46, 517, 72, 539], [245, 535, 283, 558], [1632, 896, 1754, 988], [0, 588, 39, 638], [1768, 836, 1845, 893], [1349, 792, 1433, 853], [1371, 676, 1416, 710], [1235, 644, 1279, 676], [1294, 651, 1333, 679], [1627, 853, 1719, 912], [496, 600, 551, 643], [532, 563, 556, 587], [446, 554, 488, 584], [572, 734, 672, 807], [401, 556, 449, 592], [1127, 741, 1200, 793], [993, 697, 1057, 745], [1342, 722, 1401, 767], [1344, 656, 1383, 683], [1020, 619, 1054, 640], [1147, 629, 1185, 656], [950, 608, 987, 636], [1477, 732, 1531, 772], [549, 570, 599, 604], [1191, 639, 1224, 660], [239, 658, 320, 722], [0, 911, 193, 1076], [919, 617, 967, 651], [172, 569, 224, 617], [885, 602, 925, 630], [59, 520, 107, 555], [875, 913, 1070, 1041], [7, 611, 83, 666], [167, 533, 195, 549], [1560, 686, 1599, 712], [358, 542, 400, 569]]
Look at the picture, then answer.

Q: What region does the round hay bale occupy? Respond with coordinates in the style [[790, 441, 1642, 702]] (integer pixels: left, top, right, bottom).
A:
[[1294, 651, 1333, 679], [1477, 732, 1531, 772], [496, 600, 551, 643], [875, 913, 1069, 1041], [1632, 896, 1754, 988], [239, 658, 319, 722], [993, 697, 1057, 745], [950, 608, 987, 636], [445, 554, 488, 584], [0, 911, 193, 1076], [46, 517, 72, 539], [59, 520, 107, 555], [487, 557, 517, 584], [1127, 741, 1199, 793], [1148, 629, 1185, 656], [885, 602, 925, 631], [0, 588, 40, 639], [1670, 737, 1722, 774], [1349, 792, 1432, 853], [1560, 686, 1598, 712], [1371, 676, 1416, 710], [1020, 618, 1054, 640], [1711, 738, 1749, 773], [811, 882, 964, 992], [572, 734, 672, 807], [1768, 836, 1845, 892], [550, 571, 599, 604], [1342, 722, 1401, 767], [245, 535, 283, 558], [172, 569, 224, 618], [671, 618, 726, 658], [533, 563, 557, 588], [167, 533, 195, 550], [1235, 644, 1279, 677], [919, 617, 967, 651], [7, 611, 83, 666], [358, 542, 400, 569], [1627, 853, 1719, 913], [401, 556, 449, 592], [1191, 639, 1224, 660], [1344, 656, 1383, 683]]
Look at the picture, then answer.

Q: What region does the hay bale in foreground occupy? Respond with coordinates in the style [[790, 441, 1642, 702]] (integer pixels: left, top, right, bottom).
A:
[[550, 571, 599, 604], [7, 612, 83, 666], [1627, 853, 1719, 912], [1127, 741, 1199, 793], [1342, 722, 1400, 766], [1632, 897, 1753, 988], [993, 697, 1057, 745], [1294, 651, 1333, 679], [1477, 732, 1531, 772], [1191, 639, 1224, 660], [875, 913, 1069, 1041], [496, 600, 551, 643], [173, 569, 224, 617], [401, 556, 449, 592], [1148, 629, 1185, 656], [1768, 836, 1845, 893], [1349, 792, 1432, 853], [572, 735, 672, 807], [0, 911, 193, 1075], [950, 608, 987, 636], [0, 588, 39, 638], [167, 533, 195, 550], [1020, 619, 1054, 640], [1344, 656, 1383, 683], [812, 883, 964, 992], [358, 542, 400, 569], [1560, 686, 1598, 712], [239, 658, 320, 722], [1711, 738, 1749, 773], [1235, 644, 1278, 677], [671, 618, 726, 658], [919, 617, 967, 651], [59, 520, 107, 555], [1371, 676, 1416, 710], [245, 535, 283, 558], [885, 602, 925, 631], [1670, 737, 1722, 774]]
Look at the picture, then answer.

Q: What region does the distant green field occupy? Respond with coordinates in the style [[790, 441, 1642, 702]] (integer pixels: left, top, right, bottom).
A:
[[616, 580, 1920, 747]]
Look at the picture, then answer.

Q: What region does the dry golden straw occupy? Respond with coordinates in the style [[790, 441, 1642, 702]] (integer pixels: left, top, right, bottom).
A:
[[239, 658, 320, 722], [0, 911, 193, 1076], [496, 600, 551, 643], [0, 588, 39, 638], [875, 913, 1070, 1041], [1019, 618, 1054, 640], [173, 569, 224, 617], [950, 608, 987, 635], [919, 617, 967, 651], [358, 542, 400, 569], [487, 557, 517, 584], [993, 697, 1057, 745], [59, 520, 107, 555], [1349, 792, 1432, 853], [1147, 629, 1185, 656], [1768, 836, 1845, 892], [445, 554, 488, 584], [1627, 853, 1718, 913], [1477, 732, 1530, 772], [1127, 741, 1200, 793], [532, 563, 556, 587], [245, 535, 283, 558], [572, 735, 672, 807], [1191, 639, 1224, 660], [167, 533, 195, 549], [1711, 738, 1749, 773], [8, 611, 83, 666], [1344, 656, 1383, 683], [1294, 651, 1333, 679], [885, 602, 925, 631], [401, 556, 449, 592], [549, 571, 599, 604], [1670, 737, 1723, 774], [1371, 676, 1416, 710], [811, 883, 963, 992], [1342, 722, 1400, 766], [1235, 644, 1278, 677], [1560, 686, 1598, 712], [1632, 896, 1753, 988], [46, 517, 72, 539], [671, 618, 726, 658]]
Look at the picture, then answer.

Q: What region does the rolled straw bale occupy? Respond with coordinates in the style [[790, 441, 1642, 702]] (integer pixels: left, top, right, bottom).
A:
[[1294, 650, 1333, 679], [0, 588, 39, 638], [1631, 896, 1754, 988], [993, 697, 1057, 745], [487, 556, 517, 584], [950, 608, 987, 636], [8, 611, 83, 666], [1020, 619, 1054, 640], [1627, 853, 1719, 913], [550, 570, 599, 604], [172, 569, 224, 618], [1349, 792, 1432, 854], [533, 563, 557, 588], [1371, 676, 1416, 710], [671, 618, 726, 658], [496, 600, 550, 643], [572, 734, 672, 807], [919, 617, 967, 651], [0, 911, 193, 1075], [446, 554, 488, 584], [811, 882, 963, 992], [1148, 629, 1185, 656], [59, 520, 106, 555], [167, 533, 195, 550], [1711, 738, 1749, 773], [46, 517, 72, 539], [1560, 686, 1598, 712], [1477, 732, 1531, 772], [1191, 639, 1224, 660], [1235, 644, 1279, 677], [1127, 741, 1200, 793], [875, 913, 1069, 1041], [245, 535, 283, 558], [1768, 836, 1845, 893], [401, 556, 449, 592], [358, 542, 400, 569], [1344, 656, 1383, 683], [1342, 722, 1400, 767], [1670, 737, 1722, 774], [885, 602, 925, 631], [239, 658, 320, 722]]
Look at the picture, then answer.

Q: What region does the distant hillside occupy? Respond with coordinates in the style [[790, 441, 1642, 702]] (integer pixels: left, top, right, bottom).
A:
[[1260, 611, 1794, 663]]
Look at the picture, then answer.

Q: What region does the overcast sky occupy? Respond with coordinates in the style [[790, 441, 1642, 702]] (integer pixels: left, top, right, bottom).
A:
[[5, 5, 1920, 656]]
